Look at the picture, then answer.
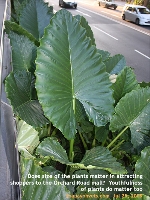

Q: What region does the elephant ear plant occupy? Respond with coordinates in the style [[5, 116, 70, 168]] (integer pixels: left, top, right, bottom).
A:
[[4, 0, 150, 199]]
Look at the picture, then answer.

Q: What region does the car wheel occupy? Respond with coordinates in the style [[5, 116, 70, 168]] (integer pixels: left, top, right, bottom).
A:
[[74, 5, 77, 9], [114, 6, 117, 10], [99, 2, 100, 6], [122, 14, 125, 20], [135, 18, 139, 25], [59, 0, 61, 6]]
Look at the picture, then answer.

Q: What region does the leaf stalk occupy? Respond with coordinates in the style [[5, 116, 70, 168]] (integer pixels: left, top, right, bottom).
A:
[[79, 131, 88, 150], [107, 126, 129, 149], [69, 139, 74, 162], [110, 140, 125, 152]]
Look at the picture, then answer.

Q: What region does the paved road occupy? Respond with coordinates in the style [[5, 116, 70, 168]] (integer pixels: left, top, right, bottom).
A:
[[49, 0, 150, 82]]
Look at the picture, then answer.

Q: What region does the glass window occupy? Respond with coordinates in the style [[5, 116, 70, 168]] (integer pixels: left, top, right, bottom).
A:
[[137, 8, 150, 14], [127, 7, 132, 11]]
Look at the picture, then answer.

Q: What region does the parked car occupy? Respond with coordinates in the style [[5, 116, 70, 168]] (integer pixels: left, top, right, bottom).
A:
[[59, 0, 77, 8], [98, 0, 117, 10], [122, 5, 150, 25]]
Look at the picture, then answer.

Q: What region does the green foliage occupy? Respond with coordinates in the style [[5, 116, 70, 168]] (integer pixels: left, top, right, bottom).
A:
[[4, 0, 150, 199], [133, 146, 150, 196], [8, 31, 37, 73], [104, 54, 126, 74], [17, 120, 40, 155], [19, 0, 54, 40], [133, 0, 143, 5], [5, 21, 39, 46], [80, 146, 126, 174], [110, 87, 150, 152], [5, 70, 49, 127], [36, 137, 70, 165], [133, 0, 150, 9], [20, 157, 71, 200], [35, 9, 114, 140], [75, 15, 95, 45], [112, 67, 139, 104], [36, 138, 126, 173]]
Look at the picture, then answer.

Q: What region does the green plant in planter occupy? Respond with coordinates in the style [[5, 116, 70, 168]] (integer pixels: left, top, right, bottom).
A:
[[4, 0, 150, 199]]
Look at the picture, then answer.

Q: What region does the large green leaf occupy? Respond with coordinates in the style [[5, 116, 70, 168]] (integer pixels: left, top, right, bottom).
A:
[[5, 21, 39, 46], [80, 146, 126, 174], [110, 87, 150, 151], [8, 31, 37, 73], [35, 9, 114, 140], [105, 54, 126, 74], [112, 67, 139, 104], [5, 70, 49, 127], [20, 157, 71, 200], [36, 137, 70, 164], [133, 146, 150, 196], [75, 15, 95, 45], [36, 138, 126, 174], [17, 120, 39, 154], [19, 0, 54, 40]]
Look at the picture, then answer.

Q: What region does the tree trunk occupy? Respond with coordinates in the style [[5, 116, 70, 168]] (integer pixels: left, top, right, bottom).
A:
[[143, 0, 149, 6]]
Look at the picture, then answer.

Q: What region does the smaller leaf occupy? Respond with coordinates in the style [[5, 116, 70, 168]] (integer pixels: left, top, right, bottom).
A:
[[110, 87, 150, 152], [5, 70, 49, 127], [97, 49, 110, 62], [19, 0, 54, 40], [133, 146, 150, 196], [36, 139, 126, 174], [13, 0, 26, 22], [36, 137, 70, 164], [8, 31, 37, 73], [5, 21, 39, 46], [17, 120, 39, 154], [105, 54, 126, 75], [80, 146, 127, 174], [112, 67, 139, 104]]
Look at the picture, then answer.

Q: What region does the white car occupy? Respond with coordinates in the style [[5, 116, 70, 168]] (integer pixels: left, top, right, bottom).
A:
[[122, 5, 150, 25], [98, 0, 117, 10], [59, 0, 77, 8]]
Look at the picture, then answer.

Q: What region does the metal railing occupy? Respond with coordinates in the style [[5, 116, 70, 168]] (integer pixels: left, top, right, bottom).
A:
[[0, 0, 20, 199]]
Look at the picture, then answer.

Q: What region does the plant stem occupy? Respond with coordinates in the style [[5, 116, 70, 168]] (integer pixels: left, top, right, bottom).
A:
[[47, 123, 51, 136], [69, 139, 74, 162], [92, 138, 96, 148], [51, 127, 57, 137], [102, 138, 107, 147], [107, 126, 129, 149], [79, 131, 88, 150], [65, 165, 69, 175], [110, 140, 125, 152], [68, 97, 76, 162]]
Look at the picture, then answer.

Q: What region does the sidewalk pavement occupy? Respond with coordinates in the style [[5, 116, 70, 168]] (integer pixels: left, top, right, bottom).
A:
[[115, 0, 126, 7], [77, 0, 126, 9]]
